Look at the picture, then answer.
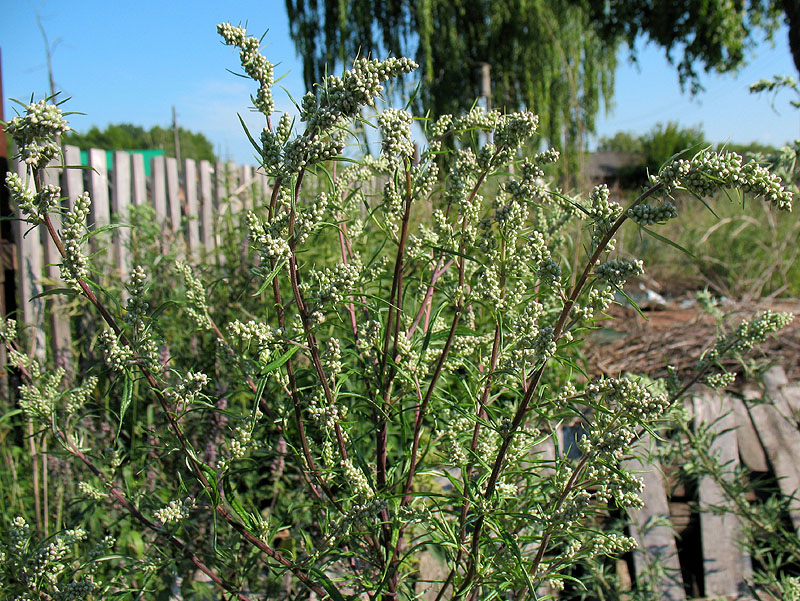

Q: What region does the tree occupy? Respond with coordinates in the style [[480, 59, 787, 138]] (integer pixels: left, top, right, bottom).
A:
[[585, 0, 795, 93], [285, 0, 618, 186], [598, 121, 708, 187], [63, 123, 216, 162]]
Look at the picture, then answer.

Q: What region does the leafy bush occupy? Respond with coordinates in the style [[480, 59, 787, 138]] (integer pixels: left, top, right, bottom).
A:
[[0, 23, 795, 601]]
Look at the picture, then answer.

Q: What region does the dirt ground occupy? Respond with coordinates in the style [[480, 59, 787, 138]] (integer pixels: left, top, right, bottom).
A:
[[584, 292, 800, 385]]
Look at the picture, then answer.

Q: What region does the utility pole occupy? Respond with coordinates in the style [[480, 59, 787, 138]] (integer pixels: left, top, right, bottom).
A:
[[172, 105, 182, 169]]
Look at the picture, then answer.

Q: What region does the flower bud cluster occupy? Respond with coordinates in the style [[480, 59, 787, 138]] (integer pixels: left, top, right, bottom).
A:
[[176, 261, 212, 330], [282, 130, 346, 172], [657, 150, 793, 210], [97, 330, 132, 372], [19, 365, 64, 421], [705, 310, 794, 362], [5, 171, 45, 224], [64, 376, 97, 414], [586, 184, 623, 250], [166, 371, 209, 406], [704, 371, 736, 389], [154, 497, 196, 525], [307, 388, 344, 434], [59, 192, 92, 288], [579, 377, 670, 461], [217, 23, 274, 115], [494, 112, 539, 152], [504, 158, 548, 202], [378, 108, 414, 162], [247, 211, 291, 263], [307, 259, 362, 306], [594, 259, 644, 286], [342, 458, 374, 500], [302, 57, 417, 133], [78, 481, 106, 501], [0, 317, 17, 343], [438, 410, 473, 466], [6, 99, 69, 168], [627, 201, 677, 225]]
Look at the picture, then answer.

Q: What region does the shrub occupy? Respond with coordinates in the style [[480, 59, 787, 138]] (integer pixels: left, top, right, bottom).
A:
[[0, 23, 794, 601]]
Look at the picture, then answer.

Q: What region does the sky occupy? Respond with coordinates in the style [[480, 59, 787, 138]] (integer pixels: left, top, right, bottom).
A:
[[2, 1, 799, 165]]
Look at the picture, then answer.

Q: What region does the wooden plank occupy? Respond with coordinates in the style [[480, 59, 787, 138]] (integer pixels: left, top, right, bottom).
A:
[[745, 366, 800, 534], [41, 160, 73, 375], [151, 155, 168, 227], [623, 434, 686, 601], [199, 160, 214, 254], [256, 168, 270, 204], [88, 148, 110, 229], [112, 151, 132, 280], [731, 395, 768, 472], [215, 161, 232, 265], [131, 153, 146, 206], [184, 159, 200, 253], [165, 156, 181, 235], [693, 391, 751, 597], [62, 145, 84, 209], [240, 164, 253, 211], [13, 161, 46, 361]]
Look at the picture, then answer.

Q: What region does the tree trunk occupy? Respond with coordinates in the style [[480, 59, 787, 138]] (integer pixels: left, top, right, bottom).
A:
[[782, 0, 800, 73]]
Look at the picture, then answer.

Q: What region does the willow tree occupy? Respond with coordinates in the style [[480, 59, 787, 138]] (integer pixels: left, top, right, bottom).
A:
[[285, 0, 617, 186]]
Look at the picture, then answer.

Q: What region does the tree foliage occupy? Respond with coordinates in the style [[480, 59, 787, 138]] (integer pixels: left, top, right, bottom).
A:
[[585, 0, 793, 93], [63, 123, 216, 162], [285, 0, 617, 184], [598, 122, 709, 187]]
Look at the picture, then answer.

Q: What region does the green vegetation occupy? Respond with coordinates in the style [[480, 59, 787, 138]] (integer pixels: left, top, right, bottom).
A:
[[64, 122, 216, 162], [1, 19, 798, 601]]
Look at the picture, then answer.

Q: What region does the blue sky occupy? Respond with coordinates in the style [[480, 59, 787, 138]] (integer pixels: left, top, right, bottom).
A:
[[3, 1, 798, 165]]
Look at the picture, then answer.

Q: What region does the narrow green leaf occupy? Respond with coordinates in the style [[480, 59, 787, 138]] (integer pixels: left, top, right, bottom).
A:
[[640, 226, 696, 258], [29, 287, 81, 301], [252, 259, 286, 296], [307, 567, 348, 601], [116, 370, 134, 441], [238, 113, 262, 155], [260, 345, 300, 376]]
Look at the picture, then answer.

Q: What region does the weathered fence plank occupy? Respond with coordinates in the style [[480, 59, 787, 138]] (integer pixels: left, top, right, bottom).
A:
[[693, 391, 751, 597], [199, 160, 214, 254], [87, 148, 110, 231], [731, 394, 769, 472], [165, 157, 181, 236], [62, 145, 84, 208], [623, 434, 686, 601], [745, 366, 800, 534], [184, 159, 200, 254], [112, 151, 132, 281], [240, 164, 253, 211], [131, 153, 146, 207], [13, 161, 46, 360], [41, 160, 73, 374], [151, 155, 168, 229]]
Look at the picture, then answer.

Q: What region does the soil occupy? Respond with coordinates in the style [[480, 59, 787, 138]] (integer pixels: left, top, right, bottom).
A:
[[584, 291, 800, 385]]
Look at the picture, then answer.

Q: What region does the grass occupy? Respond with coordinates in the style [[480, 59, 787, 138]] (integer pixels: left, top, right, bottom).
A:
[[616, 190, 800, 299]]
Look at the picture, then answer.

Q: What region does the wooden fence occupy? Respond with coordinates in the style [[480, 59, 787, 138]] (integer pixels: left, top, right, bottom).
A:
[[2, 146, 273, 368]]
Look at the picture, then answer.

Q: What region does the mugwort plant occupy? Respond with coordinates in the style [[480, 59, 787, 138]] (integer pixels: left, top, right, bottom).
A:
[[0, 22, 794, 601]]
